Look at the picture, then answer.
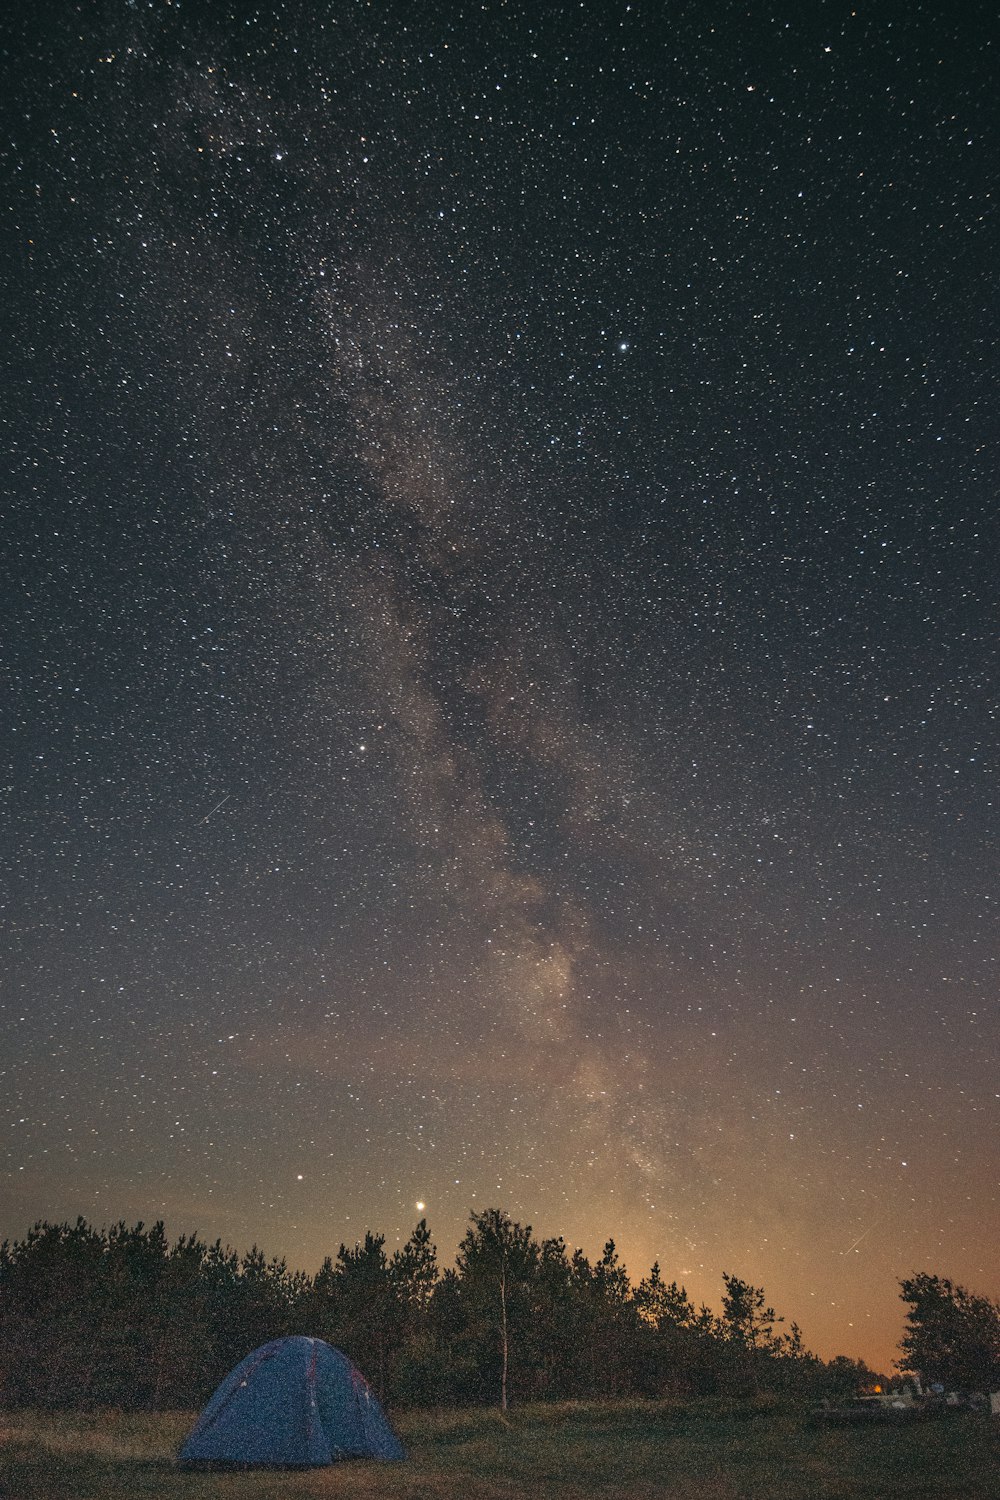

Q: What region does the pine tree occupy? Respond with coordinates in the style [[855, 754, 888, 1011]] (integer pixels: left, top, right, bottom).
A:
[[897, 1273, 1000, 1391]]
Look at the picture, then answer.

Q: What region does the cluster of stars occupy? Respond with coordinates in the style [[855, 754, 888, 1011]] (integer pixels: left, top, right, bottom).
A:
[[1, 1, 996, 1371]]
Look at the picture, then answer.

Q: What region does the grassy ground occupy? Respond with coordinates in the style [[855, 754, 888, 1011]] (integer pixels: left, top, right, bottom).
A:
[[1, 1399, 997, 1499]]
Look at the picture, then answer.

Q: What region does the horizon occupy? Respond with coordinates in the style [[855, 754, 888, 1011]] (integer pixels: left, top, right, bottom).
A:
[[0, 1193, 969, 1375]]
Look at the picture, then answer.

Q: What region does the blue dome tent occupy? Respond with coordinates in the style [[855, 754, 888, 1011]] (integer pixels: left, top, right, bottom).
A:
[[179, 1336, 405, 1467]]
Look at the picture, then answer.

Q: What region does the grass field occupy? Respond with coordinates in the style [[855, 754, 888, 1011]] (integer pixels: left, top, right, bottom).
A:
[[1, 1399, 997, 1499]]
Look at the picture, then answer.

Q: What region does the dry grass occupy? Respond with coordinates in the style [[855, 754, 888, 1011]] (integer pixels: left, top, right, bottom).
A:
[[1, 1400, 997, 1499]]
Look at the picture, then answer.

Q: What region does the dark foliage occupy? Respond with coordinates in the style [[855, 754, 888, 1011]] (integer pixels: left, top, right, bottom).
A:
[[897, 1272, 1000, 1391], [0, 1210, 889, 1410]]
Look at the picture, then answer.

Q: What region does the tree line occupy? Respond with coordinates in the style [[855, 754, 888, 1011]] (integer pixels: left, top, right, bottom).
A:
[[1, 1208, 994, 1410]]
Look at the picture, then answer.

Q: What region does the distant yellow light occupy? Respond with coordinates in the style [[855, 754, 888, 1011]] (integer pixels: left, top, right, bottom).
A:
[[415, 1200, 426, 1212]]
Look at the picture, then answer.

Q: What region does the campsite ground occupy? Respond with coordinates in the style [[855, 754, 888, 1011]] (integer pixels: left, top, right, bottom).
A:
[[2, 1399, 997, 1499]]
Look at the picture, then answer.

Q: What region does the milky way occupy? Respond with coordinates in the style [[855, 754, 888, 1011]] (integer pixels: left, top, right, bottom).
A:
[[3, 1, 997, 1369]]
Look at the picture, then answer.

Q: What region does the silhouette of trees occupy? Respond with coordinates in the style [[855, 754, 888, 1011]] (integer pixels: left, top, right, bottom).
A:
[[456, 1208, 540, 1408], [0, 1218, 106, 1406], [633, 1263, 718, 1396], [0, 1208, 908, 1411], [391, 1218, 438, 1312], [897, 1273, 1000, 1391], [327, 1232, 397, 1396]]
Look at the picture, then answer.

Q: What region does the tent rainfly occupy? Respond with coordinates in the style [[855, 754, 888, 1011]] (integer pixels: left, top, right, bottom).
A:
[[178, 1336, 405, 1468]]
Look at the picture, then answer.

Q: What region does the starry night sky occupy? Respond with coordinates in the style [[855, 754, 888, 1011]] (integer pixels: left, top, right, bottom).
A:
[[3, 0, 997, 1372]]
